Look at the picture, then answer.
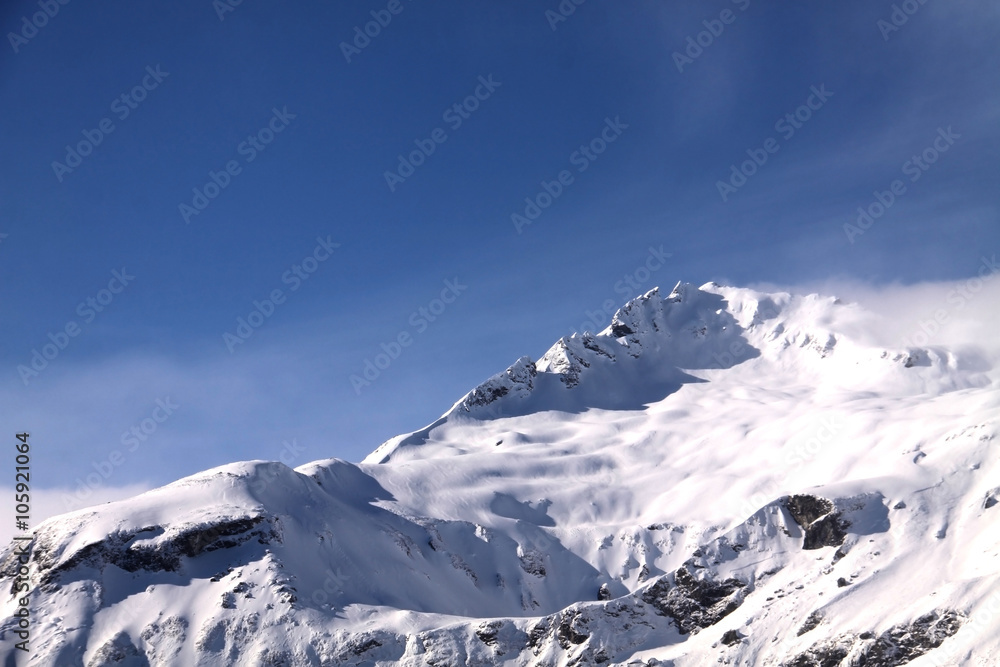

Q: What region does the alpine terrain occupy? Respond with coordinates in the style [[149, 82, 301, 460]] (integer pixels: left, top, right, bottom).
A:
[[3, 281, 998, 666]]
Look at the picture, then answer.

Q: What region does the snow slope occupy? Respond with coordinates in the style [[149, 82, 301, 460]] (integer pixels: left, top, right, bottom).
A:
[[2, 282, 999, 666]]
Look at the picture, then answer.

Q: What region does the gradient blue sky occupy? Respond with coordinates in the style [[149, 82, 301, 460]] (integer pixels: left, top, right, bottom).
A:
[[1, 0, 998, 502]]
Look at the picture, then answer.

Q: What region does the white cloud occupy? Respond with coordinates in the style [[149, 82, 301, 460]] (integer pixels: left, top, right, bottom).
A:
[[749, 260, 1000, 358]]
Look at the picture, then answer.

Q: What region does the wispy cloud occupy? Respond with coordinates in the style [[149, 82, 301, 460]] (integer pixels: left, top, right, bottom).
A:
[[749, 267, 1000, 359]]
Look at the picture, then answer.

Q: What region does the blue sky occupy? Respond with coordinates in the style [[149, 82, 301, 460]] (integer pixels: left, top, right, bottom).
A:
[[1, 0, 998, 505]]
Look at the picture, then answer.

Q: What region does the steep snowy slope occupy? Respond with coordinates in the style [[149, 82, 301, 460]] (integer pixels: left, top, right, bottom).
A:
[[2, 282, 998, 666]]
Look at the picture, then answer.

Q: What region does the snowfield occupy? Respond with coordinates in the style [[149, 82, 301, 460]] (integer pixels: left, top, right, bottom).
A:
[[2, 281, 998, 666]]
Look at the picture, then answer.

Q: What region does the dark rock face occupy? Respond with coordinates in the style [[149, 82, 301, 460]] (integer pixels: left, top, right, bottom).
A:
[[518, 549, 547, 577], [556, 612, 590, 648], [855, 610, 964, 666], [462, 356, 537, 409], [610, 321, 635, 338], [804, 514, 849, 550], [527, 619, 550, 650], [640, 567, 746, 634], [176, 518, 275, 557], [552, 339, 592, 388], [31, 516, 278, 589], [798, 611, 824, 636], [349, 636, 382, 655], [581, 333, 614, 359], [87, 631, 149, 667], [786, 495, 834, 526], [472, 620, 525, 659], [784, 495, 849, 550], [783, 643, 849, 667], [467, 384, 509, 406], [475, 620, 503, 646], [35, 526, 180, 586], [785, 610, 963, 667], [597, 583, 611, 601], [720, 629, 743, 646]]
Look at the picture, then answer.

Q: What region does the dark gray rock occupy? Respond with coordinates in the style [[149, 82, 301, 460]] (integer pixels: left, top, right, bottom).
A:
[[87, 631, 149, 667], [786, 495, 834, 527], [475, 620, 503, 646], [782, 639, 850, 667], [556, 612, 590, 648], [720, 629, 743, 646], [784, 495, 850, 550], [32, 516, 278, 589], [641, 567, 746, 634], [855, 610, 964, 666], [527, 619, 550, 650], [785, 610, 963, 667], [804, 514, 850, 550], [797, 611, 824, 636]]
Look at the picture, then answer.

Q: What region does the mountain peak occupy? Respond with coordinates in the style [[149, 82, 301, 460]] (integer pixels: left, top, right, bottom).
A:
[[368, 281, 985, 464], [6, 282, 998, 667], [436, 283, 756, 423]]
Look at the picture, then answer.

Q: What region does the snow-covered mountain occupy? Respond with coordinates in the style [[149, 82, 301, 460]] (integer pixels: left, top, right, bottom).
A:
[[3, 282, 999, 666]]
